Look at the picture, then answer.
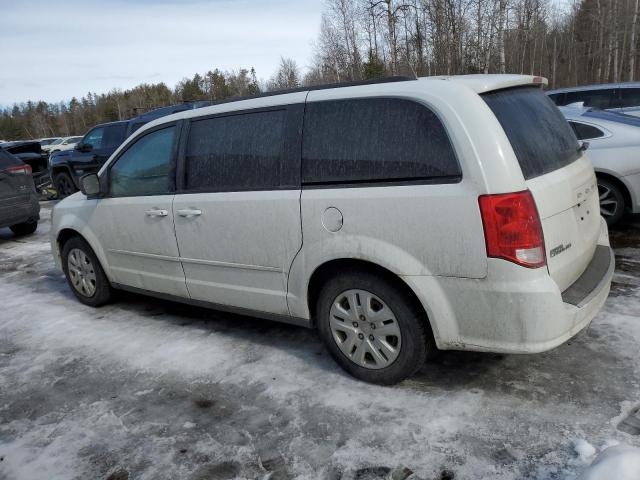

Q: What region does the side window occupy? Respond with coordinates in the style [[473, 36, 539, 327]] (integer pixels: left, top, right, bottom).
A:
[[619, 88, 640, 108], [565, 89, 612, 109], [184, 110, 285, 192], [302, 98, 460, 185], [568, 121, 605, 140], [82, 127, 104, 149], [102, 124, 127, 149], [109, 126, 176, 197], [547, 93, 564, 105]]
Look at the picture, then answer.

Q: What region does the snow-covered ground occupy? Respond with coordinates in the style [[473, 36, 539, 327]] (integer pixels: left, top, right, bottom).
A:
[[0, 203, 639, 480]]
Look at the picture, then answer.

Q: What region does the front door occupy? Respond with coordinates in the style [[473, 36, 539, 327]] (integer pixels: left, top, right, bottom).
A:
[[90, 124, 188, 297], [172, 107, 303, 316]]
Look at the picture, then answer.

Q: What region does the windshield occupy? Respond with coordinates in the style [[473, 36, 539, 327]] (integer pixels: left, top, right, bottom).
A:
[[483, 87, 580, 180]]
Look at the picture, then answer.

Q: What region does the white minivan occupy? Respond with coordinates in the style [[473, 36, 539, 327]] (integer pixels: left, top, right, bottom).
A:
[[51, 75, 614, 385]]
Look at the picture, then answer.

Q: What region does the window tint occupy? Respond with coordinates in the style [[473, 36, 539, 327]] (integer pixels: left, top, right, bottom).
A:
[[547, 92, 564, 105], [568, 121, 605, 140], [619, 88, 640, 108], [302, 98, 460, 185], [185, 110, 285, 191], [83, 128, 104, 149], [102, 124, 127, 149], [483, 87, 580, 180], [565, 89, 613, 109], [109, 126, 176, 197]]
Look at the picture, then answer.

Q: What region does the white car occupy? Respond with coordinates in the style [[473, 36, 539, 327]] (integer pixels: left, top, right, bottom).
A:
[[42, 136, 83, 153], [50, 75, 613, 384], [560, 106, 640, 225], [38, 137, 62, 147], [548, 82, 640, 117]]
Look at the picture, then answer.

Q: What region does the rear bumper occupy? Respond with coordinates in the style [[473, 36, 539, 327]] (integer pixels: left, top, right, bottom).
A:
[[0, 193, 40, 229], [404, 239, 614, 354]]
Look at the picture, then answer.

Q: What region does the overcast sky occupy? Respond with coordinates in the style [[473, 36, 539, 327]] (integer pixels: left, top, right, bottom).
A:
[[0, 0, 322, 106]]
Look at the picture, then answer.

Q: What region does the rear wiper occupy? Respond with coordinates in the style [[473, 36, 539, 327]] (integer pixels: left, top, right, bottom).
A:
[[577, 141, 590, 153]]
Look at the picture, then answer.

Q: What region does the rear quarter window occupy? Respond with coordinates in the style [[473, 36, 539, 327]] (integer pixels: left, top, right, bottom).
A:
[[483, 87, 580, 180], [302, 97, 460, 185]]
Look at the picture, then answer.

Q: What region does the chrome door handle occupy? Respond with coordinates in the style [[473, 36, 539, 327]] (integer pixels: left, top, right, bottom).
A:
[[177, 208, 202, 217], [145, 209, 168, 217]]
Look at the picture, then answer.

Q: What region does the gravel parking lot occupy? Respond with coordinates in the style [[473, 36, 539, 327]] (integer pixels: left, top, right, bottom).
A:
[[0, 202, 639, 480]]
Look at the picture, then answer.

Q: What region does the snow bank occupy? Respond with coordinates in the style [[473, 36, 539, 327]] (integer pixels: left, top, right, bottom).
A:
[[576, 445, 640, 480]]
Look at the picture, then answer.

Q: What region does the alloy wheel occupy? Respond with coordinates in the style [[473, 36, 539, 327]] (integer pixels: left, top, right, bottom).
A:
[[598, 183, 619, 219]]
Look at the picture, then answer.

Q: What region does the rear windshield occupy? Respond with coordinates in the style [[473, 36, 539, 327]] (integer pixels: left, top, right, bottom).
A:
[[0, 149, 22, 169], [483, 87, 580, 180]]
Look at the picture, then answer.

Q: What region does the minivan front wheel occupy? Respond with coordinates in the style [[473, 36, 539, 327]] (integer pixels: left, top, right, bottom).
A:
[[62, 236, 112, 307], [316, 271, 432, 385]]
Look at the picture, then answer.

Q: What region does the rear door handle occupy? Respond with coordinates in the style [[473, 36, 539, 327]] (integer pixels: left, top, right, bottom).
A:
[[177, 208, 202, 217], [145, 209, 168, 217]]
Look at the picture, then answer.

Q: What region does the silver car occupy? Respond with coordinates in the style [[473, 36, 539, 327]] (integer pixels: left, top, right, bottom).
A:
[[560, 106, 640, 225], [548, 82, 640, 117]]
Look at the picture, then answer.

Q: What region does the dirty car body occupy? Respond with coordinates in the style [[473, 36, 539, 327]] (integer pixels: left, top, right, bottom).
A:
[[50, 75, 614, 384]]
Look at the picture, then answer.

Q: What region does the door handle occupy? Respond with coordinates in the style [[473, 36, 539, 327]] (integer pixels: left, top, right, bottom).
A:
[[177, 208, 202, 217], [145, 208, 168, 217]]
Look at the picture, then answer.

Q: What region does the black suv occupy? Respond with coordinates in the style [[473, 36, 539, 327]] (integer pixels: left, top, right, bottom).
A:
[[49, 102, 211, 197]]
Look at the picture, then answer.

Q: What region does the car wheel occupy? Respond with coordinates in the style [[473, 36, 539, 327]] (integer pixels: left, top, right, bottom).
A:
[[316, 270, 433, 385], [54, 172, 77, 198], [62, 236, 112, 307], [9, 219, 38, 236], [598, 177, 625, 227]]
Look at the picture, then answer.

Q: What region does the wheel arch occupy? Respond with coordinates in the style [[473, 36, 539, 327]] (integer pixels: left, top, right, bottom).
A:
[[51, 165, 78, 188], [55, 227, 113, 283], [306, 258, 437, 343]]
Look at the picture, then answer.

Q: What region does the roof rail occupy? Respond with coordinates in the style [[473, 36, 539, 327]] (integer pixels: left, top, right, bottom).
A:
[[202, 76, 417, 108]]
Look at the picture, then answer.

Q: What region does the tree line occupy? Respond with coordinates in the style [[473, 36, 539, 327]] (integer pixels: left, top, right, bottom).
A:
[[2, 0, 639, 141]]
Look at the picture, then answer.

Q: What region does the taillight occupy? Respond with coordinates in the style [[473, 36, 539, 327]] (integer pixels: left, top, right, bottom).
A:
[[478, 190, 546, 268], [6, 164, 32, 175]]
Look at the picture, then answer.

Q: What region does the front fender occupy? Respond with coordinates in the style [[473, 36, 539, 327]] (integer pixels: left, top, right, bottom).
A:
[[50, 198, 113, 282]]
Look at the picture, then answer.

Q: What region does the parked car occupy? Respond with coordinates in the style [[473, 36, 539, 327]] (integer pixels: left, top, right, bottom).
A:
[[51, 75, 613, 385], [0, 149, 40, 235], [42, 136, 83, 154], [547, 82, 640, 116], [559, 106, 640, 226], [38, 137, 62, 147], [49, 102, 212, 197], [0, 141, 49, 190]]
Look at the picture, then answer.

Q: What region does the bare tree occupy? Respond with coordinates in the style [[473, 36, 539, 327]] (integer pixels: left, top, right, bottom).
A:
[[267, 57, 301, 91]]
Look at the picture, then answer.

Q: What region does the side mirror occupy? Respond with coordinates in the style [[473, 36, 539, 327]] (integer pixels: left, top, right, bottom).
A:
[[76, 143, 92, 153], [80, 173, 100, 197]]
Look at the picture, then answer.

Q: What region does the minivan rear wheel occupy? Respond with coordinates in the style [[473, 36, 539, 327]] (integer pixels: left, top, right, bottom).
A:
[[597, 177, 625, 226], [316, 271, 432, 385], [62, 236, 112, 307]]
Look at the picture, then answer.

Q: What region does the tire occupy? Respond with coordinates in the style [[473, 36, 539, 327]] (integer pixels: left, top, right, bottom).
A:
[[54, 171, 78, 198], [62, 236, 112, 307], [9, 219, 38, 236], [315, 270, 434, 385], [598, 177, 626, 227]]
